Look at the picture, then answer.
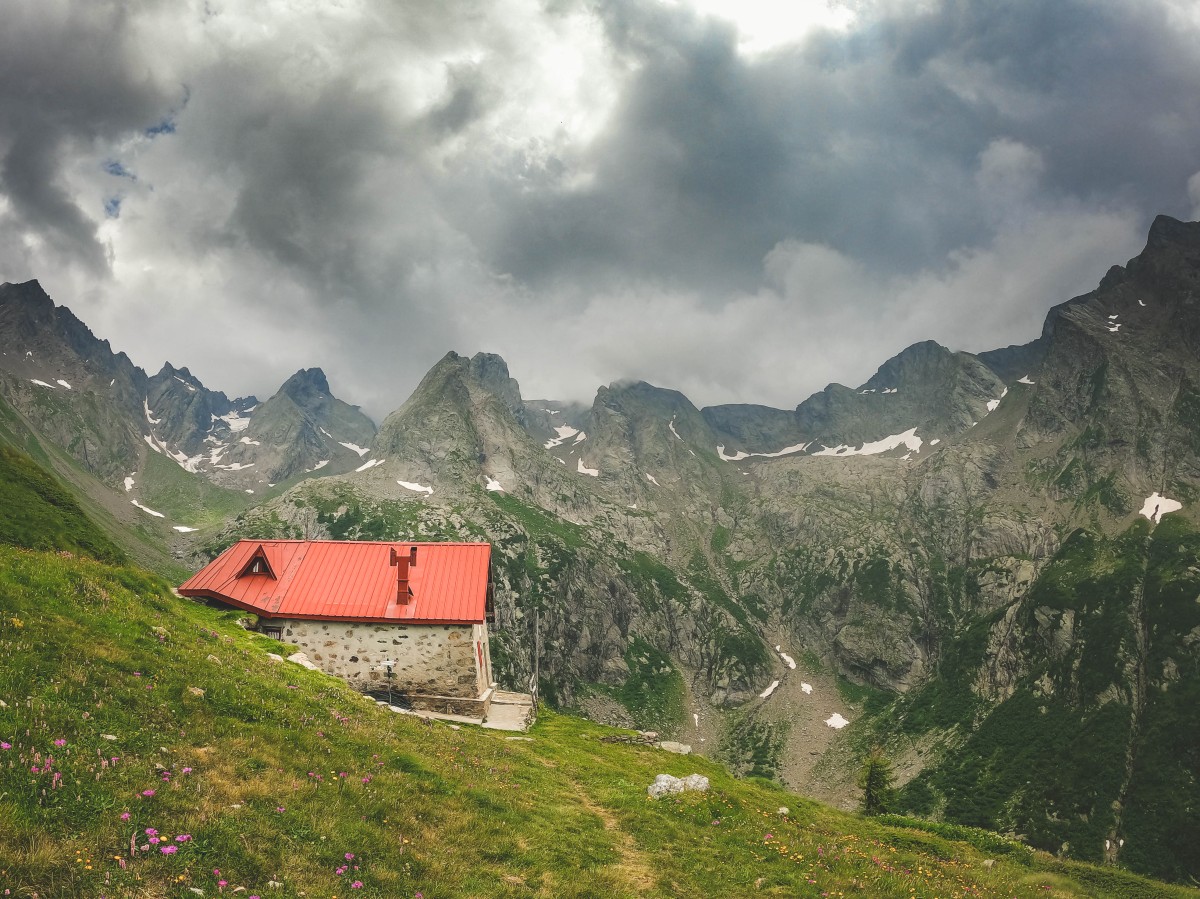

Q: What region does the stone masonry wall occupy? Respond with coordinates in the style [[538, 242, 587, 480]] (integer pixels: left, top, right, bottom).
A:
[[275, 620, 484, 698]]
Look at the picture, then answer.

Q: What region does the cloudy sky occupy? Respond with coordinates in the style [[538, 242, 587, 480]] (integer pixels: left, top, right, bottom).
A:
[[3, 0, 1200, 419]]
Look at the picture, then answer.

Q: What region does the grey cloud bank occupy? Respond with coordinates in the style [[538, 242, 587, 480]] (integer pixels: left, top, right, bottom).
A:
[[1, 0, 1198, 420]]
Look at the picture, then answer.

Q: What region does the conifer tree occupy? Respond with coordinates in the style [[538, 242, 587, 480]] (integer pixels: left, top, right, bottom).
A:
[[857, 748, 896, 816]]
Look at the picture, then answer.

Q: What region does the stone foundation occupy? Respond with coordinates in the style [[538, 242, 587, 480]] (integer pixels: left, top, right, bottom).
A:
[[269, 618, 493, 699], [408, 687, 494, 718]]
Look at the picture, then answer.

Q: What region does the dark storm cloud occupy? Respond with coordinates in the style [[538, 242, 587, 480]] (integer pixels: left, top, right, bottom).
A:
[[474, 0, 1200, 297], [1, 0, 1199, 418], [0, 2, 175, 275]]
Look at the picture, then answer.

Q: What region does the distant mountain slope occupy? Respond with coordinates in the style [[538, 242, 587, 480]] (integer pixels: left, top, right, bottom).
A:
[[701, 340, 1006, 457], [0, 280, 376, 496]]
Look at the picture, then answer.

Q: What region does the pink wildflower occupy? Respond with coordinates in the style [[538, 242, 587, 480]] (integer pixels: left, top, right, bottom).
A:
[[182, 767, 192, 774], [53, 739, 66, 747], [160, 844, 177, 855], [145, 828, 158, 836], [0, 742, 10, 750], [345, 852, 354, 860], [120, 812, 130, 821], [351, 882, 363, 889], [141, 789, 155, 797], [175, 834, 191, 843]]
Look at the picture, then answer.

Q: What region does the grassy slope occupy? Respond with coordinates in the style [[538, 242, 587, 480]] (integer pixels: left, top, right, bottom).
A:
[[0, 444, 125, 563], [0, 547, 1194, 899]]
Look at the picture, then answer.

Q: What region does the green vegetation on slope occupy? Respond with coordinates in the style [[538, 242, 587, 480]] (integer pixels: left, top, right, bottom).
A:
[[1, 547, 1194, 899], [885, 518, 1200, 883], [138, 451, 253, 530], [0, 444, 125, 562], [609, 638, 686, 735]]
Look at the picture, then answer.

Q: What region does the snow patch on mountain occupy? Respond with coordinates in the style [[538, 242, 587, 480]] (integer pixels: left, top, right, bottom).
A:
[[646, 473, 660, 486], [239, 436, 261, 446], [774, 645, 796, 670], [30, 379, 55, 389], [397, 480, 434, 495], [123, 476, 135, 492], [1140, 492, 1182, 522], [759, 680, 780, 699], [718, 441, 812, 462], [341, 441, 370, 457], [668, 416, 682, 440], [173, 525, 199, 533], [544, 425, 580, 449], [811, 427, 922, 457], [56, 379, 71, 389], [131, 499, 165, 518], [355, 458, 384, 472], [215, 410, 248, 433], [1018, 375, 1035, 385], [144, 400, 159, 424], [577, 458, 599, 476], [825, 713, 849, 729], [486, 477, 504, 492]]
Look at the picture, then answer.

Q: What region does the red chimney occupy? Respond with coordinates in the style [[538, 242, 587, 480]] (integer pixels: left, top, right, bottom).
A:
[[390, 546, 413, 605]]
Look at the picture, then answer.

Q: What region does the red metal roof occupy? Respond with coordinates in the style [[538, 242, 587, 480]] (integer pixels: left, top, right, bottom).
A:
[[179, 540, 491, 624]]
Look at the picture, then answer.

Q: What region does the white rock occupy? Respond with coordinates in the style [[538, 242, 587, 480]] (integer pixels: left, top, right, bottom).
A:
[[657, 740, 692, 754], [287, 652, 320, 671], [647, 774, 685, 798], [648, 772, 709, 798]]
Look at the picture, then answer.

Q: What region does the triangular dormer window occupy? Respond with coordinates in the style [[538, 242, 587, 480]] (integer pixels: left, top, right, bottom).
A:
[[237, 545, 277, 579]]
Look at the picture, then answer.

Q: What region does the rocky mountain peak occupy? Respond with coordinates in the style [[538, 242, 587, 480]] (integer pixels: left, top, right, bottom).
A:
[[1146, 213, 1199, 248], [280, 367, 332, 405], [0, 279, 54, 319], [467, 352, 523, 416], [862, 339, 954, 389]]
